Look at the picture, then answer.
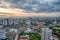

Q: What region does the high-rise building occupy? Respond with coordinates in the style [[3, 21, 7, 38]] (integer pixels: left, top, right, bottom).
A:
[[3, 19, 9, 26], [0, 29, 6, 39], [41, 28, 52, 40]]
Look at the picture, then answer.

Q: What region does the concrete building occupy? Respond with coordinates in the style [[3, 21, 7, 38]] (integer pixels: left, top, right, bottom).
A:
[[3, 19, 9, 26], [0, 29, 6, 39], [37, 22, 46, 28], [41, 28, 52, 40]]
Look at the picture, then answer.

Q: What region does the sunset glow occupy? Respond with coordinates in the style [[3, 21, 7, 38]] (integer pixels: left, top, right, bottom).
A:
[[0, 8, 59, 17]]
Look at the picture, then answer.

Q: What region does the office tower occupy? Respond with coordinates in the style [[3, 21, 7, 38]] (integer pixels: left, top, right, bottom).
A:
[[41, 28, 52, 40], [3, 19, 9, 26], [0, 29, 6, 39]]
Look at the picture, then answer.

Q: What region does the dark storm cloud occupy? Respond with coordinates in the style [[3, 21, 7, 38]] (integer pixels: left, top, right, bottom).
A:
[[0, 0, 60, 13]]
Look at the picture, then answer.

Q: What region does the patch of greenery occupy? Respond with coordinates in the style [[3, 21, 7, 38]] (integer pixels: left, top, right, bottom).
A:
[[18, 32, 41, 40], [53, 26, 60, 39], [53, 27, 60, 30], [57, 34, 60, 39]]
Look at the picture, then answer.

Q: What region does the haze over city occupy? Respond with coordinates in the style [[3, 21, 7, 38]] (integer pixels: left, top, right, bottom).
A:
[[0, 0, 60, 40]]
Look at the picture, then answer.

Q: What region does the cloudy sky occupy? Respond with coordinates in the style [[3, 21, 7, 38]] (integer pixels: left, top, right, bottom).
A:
[[0, 0, 60, 17]]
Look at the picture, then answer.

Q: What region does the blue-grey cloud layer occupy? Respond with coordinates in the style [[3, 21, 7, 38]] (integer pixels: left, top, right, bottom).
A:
[[0, 0, 60, 13]]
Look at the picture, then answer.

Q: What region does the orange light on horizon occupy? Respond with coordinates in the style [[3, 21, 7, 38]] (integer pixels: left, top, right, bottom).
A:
[[0, 8, 59, 17]]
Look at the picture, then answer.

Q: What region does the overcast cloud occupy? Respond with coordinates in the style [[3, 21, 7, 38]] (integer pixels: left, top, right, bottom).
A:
[[0, 0, 60, 13]]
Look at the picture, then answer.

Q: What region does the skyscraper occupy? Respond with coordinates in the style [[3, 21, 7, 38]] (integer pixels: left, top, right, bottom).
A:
[[41, 28, 52, 40], [3, 18, 9, 26]]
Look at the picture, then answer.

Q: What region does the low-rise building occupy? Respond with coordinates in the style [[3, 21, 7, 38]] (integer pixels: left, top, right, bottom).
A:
[[37, 22, 46, 28]]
